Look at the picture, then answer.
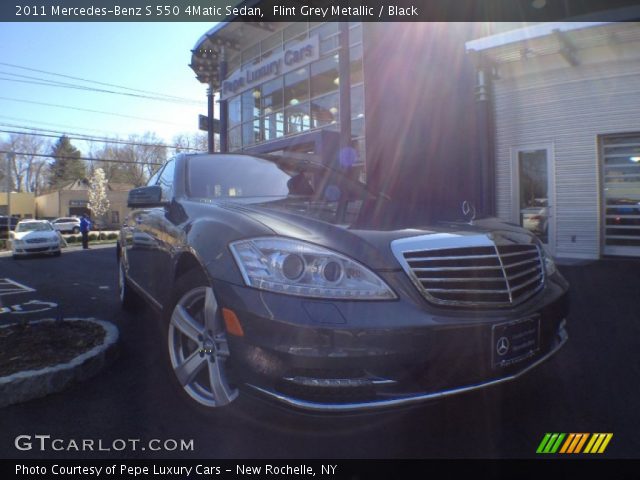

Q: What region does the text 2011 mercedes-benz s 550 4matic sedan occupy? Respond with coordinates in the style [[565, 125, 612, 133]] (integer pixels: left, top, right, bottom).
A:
[[117, 153, 569, 412]]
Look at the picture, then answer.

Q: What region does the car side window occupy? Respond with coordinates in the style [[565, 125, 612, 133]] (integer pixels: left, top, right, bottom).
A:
[[147, 165, 164, 187], [158, 159, 176, 201]]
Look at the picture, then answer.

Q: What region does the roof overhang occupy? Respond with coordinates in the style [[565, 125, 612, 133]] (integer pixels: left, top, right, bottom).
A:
[[466, 20, 640, 66]]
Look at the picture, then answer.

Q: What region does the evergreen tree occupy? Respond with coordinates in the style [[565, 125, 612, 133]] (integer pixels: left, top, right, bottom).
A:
[[48, 135, 85, 188]]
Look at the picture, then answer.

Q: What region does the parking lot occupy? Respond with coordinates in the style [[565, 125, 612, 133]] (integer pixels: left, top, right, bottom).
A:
[[1, 246, 639, 459]]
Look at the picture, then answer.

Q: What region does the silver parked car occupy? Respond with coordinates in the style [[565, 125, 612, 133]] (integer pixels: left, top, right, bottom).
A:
[[51, 217, 81, 234], [12, 220, 62, 258]]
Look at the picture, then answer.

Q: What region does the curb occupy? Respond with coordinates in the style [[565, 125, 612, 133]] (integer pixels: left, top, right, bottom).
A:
[[0, 318, 119, 408]]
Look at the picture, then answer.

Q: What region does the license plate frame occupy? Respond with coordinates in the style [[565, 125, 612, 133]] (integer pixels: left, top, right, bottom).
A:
[[491, 315, 541, 368]]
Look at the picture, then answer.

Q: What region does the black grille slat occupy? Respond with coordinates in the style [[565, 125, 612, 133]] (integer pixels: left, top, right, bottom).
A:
[[402, 243, 544, 308]]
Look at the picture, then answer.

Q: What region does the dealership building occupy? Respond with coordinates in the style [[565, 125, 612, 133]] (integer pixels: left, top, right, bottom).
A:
[[190, 19, 640, 259], [466, 21, 640, 259]]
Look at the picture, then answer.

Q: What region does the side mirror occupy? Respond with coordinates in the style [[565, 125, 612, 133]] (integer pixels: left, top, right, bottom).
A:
[[128, 186, 165, 208]]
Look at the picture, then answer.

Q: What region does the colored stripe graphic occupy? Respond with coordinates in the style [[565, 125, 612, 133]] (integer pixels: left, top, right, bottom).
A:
[[537, 433, 613, 454]]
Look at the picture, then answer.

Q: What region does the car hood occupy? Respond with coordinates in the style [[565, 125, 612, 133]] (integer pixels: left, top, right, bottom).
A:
[[13, 230, 58, 241], [218, 200, 536, 270]]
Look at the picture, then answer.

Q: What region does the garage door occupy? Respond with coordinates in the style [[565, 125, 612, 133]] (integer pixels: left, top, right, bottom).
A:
[[602, 134, 640, 256]]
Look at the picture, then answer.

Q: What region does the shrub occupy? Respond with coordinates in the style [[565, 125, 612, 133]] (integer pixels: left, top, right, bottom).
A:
[[107, 233, 118, 240], [88, 233, 97, 241], [66, 236, 77, 243]]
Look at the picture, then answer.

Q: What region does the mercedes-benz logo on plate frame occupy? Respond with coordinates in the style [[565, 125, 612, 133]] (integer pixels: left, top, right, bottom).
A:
[[496, 336, 510, 356]]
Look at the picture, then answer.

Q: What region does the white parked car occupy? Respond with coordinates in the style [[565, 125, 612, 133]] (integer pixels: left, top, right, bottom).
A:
[[51, 216, 81, 234], [11, 220, 62, 258]]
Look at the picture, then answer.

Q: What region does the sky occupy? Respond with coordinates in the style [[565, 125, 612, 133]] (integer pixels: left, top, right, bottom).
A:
[[0, 22, 217, 150]]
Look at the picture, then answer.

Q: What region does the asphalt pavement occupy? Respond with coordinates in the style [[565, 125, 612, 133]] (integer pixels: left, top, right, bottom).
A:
[[0, 246, 638, 459]]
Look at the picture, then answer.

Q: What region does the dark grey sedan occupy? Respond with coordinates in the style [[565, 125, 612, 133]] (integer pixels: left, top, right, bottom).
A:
[[118, 153, 569, 412]]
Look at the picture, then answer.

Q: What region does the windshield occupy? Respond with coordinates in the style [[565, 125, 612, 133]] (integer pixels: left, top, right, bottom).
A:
[[188, 154, 292, 199], [16, 222, 53, 232], [187, 154, 377, 225]]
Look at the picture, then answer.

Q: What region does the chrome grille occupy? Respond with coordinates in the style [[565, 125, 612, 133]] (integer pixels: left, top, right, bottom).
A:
[[26, 238, 47, 244], [398, 241, 544, 308]]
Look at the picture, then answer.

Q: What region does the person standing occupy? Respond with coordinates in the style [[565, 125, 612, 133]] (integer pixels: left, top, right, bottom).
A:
[[80, 214, 92, 249]]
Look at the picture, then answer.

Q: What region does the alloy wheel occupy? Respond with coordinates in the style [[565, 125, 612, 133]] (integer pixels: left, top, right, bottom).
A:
[[168, 286, 238, 408]]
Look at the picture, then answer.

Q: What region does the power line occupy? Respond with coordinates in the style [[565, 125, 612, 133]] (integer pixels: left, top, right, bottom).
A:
[[0, 74, 204, 105], [0, 127, 202, 151], [0, 150, 164, 166], [0, 61, 202, 103], [0, 114, 129, 136], [0, 96, 194, 127]]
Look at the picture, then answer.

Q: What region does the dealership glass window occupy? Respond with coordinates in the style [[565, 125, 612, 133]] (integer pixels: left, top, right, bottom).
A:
[[518, 150, 549, 244], [349, 23, 363, 46], [351, 117, 365, 138], [320, 36, 340, 55], [350, 44, 364, 84], [228, 96, 241, 129], [242, 120, 261, 146], [261, 31, 283, 58], [228, 126, 242, 151], [310, 22, 338, 39], [221, 23, 366, 152], [284, 66, 309, 106], [111, 211, 120, 225], [285, 102, 311, 134], [241, 43, 260, 69], [311, 93, 339, 128], [242, 89, 260, 123], [262, 77, 283, 113], [353, 138, 366, 166], [350, 84, 364, 119], [284, 22, 308, 45], [310, 22, 340, 55], [264, 111, 285, 141], [310, 55, 340, 98]]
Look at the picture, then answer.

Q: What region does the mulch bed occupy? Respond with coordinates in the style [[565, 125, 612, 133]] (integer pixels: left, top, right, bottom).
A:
[[0, 320, 105, 377]]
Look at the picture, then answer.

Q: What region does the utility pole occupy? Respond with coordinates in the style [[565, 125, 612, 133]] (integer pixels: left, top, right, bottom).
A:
[[5, 152, 14, 243]]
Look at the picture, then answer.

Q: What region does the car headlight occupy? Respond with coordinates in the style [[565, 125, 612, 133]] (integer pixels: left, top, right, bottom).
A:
[[229, 237, 397, 300], [12, 239, 23, 246]]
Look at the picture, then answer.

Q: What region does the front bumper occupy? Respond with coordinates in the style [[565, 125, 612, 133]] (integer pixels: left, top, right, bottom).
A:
[[214, 273, 570, 412], [248, 323, 567, 412], [13, 243, 60, 256]]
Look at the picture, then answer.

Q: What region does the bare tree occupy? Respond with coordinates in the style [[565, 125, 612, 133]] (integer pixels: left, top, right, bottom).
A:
[[87, 132, 167, 187], [172, 132, 208, 156], [0, 133, 51, 194]]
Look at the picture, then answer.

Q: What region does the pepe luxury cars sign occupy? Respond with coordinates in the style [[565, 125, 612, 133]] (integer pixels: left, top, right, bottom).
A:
[[118, 152, 569, 412]]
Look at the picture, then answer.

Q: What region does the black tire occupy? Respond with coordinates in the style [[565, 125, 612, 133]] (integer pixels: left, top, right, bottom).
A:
[[162, 270, 242, 412], [72, 227, 80, 234], [53, 250, 61, 257], [118, 254, 140, 311]]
